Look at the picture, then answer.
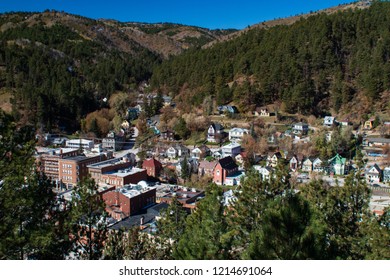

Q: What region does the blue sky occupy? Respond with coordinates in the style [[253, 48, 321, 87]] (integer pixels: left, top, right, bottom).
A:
[[0, 0, 354, 29]]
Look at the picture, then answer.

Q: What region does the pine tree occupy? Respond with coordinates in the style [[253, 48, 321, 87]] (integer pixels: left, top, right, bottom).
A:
[[69, 177, 108, 260], [243, 193, 326, 260], [0, 111, 67, 259], [174, 186, 232, 259], [180, 156, 190, 182], [156, 196, 187, 257]]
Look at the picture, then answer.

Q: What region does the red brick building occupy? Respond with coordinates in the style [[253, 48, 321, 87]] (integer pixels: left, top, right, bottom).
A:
[[88, 157, 133, 184], [213, 156, 238, 185], [99, 167, 147, 187], [35, 148, 79, 183], [102, 185, 156, 220], [59, 154, 108, 188], [142, 158, 163, 178]]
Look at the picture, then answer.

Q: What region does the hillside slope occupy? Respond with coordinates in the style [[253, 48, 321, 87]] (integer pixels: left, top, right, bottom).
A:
[[0, 11, 234, 130], [151, 1, 390, 122]]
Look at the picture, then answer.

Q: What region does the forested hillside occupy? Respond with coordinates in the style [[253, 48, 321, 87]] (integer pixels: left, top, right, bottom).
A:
[[0, 11, 234, 131], [151, 1, 390, 117]]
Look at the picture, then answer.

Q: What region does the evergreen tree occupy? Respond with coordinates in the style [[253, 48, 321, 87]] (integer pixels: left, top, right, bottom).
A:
[[180, 157, 190, 182], [174, 117, 190, 140], [156, 196, 187, 257], [174, 186, 232, 259], [69, 177, 108, 260], [243, 193, 326, 260], [0, 111, 67, 259]]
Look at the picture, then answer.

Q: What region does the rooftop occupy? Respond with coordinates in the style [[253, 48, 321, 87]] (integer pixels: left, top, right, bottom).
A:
[[115, 184, 156, 199], [222, 143, 241, 149], [109, 202, 169, 231], [108, 167, 146, 177], [87, 157, 129, 169]]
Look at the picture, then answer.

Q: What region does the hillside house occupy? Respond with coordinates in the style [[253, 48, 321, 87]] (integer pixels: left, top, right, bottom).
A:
[[267, 151, 283, 167], [383, 167, 390, 183], [292, 122, 309, 135], [207, 123, 225, 143], [213, 156, 239, 185], [302, 158, 314, 172], [228, 127, 249, 142], [324, 116, 335, 127], [217, 105, 238, 115], [313, 158, 324, 173], [159, 130, 175, 141], [221, 143, 241, 158], [191, 145, 210, 160], [363, 137, 390, 147], [328, 154, 346, 175], [365, 164, 382, 183], [364, 117, 375, 130], [198, 160, 218, 177], [289, 154, 303, 171], [254, 165, 273, 181]]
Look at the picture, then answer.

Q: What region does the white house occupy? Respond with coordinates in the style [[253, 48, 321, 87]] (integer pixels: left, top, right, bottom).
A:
[[207, 123, 224, 143], [65, 139, 94, 150], [221, 143, 241, 158], [166, 147, 177, 159], [254, 165, 273, 181], [212, 150, 223, 160], [366, 164, 382, 183], [302, 158, 313, 172], [383, 167, 390, 183], [228, 127, 249, 142], [292, 122, 309, 135], [312, 158, 324, 173], [324, 116, 335, 127]]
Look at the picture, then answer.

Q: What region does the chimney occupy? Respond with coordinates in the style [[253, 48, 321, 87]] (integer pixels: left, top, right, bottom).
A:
[[140, 216, 145, 225]]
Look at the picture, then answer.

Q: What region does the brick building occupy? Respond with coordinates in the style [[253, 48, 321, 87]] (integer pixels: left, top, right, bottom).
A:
[[142, 158, 163, 178], [36, 148, 79, 183], [102, 184, 156, 220], [88, 157, 133, 184], [213, 156, 239, 186], [59, 154, 107, 189], [99, 167, 147, 187]]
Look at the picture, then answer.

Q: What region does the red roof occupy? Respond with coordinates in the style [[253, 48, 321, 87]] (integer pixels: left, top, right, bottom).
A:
[[142, 158, 162, 169]]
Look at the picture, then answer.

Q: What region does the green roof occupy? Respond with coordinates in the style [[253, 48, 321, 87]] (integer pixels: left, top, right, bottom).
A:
[[328, 154, 346, 165]]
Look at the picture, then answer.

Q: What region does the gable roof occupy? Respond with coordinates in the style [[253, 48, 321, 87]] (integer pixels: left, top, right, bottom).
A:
[[218, 156, 238, 170], [211, 123, 223, 131], [199, 160, 218, 170], [328, 154, 346, 165], [368, 164, 382, 174], [142, 158, 162, 169]]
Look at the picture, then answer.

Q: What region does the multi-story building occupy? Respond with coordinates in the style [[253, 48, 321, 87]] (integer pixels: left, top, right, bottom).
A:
[[36, 148, 80, 184], [102, 184, 156, 220], [207, 123, 225, 143], [221, 143, 241, 158], [142, 158, 163, 178], [102, 131, 125, 151], [213, 156, 239, 185], [58, 154, 107, 188], [88, 156, 134, 184], [99, 167, 148, 187], [228, 128, 249, 143], [65, 139, 94, 150]]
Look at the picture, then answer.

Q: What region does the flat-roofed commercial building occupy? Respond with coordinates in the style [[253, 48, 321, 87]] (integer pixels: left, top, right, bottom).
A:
[[102, 184, 156, 220]]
